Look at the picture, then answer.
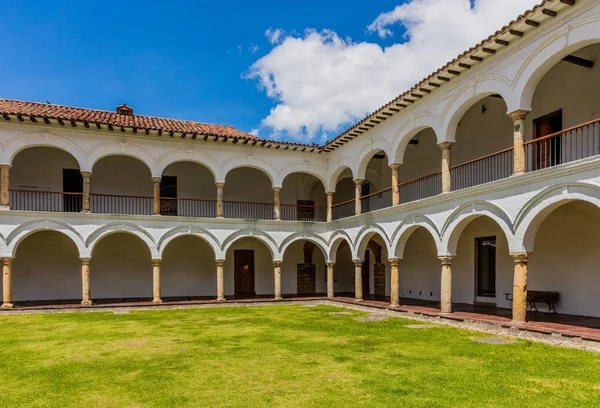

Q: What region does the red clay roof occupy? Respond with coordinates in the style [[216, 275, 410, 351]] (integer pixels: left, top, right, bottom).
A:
[[0, 98, 257, 140]]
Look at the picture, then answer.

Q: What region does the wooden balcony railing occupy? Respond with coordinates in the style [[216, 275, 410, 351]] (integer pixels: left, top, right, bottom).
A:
[[332, 198, 355, 220], [159, 197, 217, 218], [524, 118, 600, 171], [90, 193, 153, 215], [451, 147, 514, 191], [281, 203, 327, 222], [360, 187, 392, 213], [10, 190, 83, 212], [223, 200, 274, 220], [399, 172, 442, 203]]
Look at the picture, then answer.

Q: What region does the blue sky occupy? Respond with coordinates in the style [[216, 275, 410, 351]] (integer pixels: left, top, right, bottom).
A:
[[0, 0, 537, 142]]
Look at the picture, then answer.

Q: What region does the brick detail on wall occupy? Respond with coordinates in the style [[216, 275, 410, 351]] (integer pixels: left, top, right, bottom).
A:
[[374, 263, 386, 296], [297, 263, 316, 294]]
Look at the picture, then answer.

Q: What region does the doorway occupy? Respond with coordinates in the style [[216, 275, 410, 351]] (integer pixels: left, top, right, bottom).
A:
[[361, 250, 370, 298], [533, 109, 562, 170], [234, 250, 255, 296], [160, 176, 177, 216], [475, 237, 496, 299], [62, 169, 82, 213]]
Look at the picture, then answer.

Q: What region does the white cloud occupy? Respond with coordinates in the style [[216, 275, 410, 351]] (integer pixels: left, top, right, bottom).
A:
[[249, 44, 259, 54], [249, 128, 259, 137], [265, 28, 285, 45], [246, 0, 539, 142]]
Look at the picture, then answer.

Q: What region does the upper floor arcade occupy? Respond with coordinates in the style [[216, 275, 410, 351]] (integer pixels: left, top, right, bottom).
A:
[[0, 0, 598, 224]]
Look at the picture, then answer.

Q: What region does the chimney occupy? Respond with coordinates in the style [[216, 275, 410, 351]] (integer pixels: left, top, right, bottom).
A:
[[116, 104, 134, 116]]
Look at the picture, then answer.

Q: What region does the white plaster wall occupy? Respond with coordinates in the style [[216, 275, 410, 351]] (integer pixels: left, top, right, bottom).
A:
[[224, 168, 273, 204], [400, 228, 440, 301], [11, 147, 79, 192], [91, 233, 152, 299], [529, 201, 600, 317], [161, 235, 216, 297], [400, 129, 440, 183], [92, 156, 153, 197], [281, 173, 326, 206], [333, 244, 354, 294], [162, 162, 216, 201], [224, 237, 273, 296], [12, 231, 81, 301]]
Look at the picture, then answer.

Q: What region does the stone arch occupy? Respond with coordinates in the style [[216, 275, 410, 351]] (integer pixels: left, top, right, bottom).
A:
[[326, 164, 353, 193], [440, 201, 514, 256], [279, 233, 328, 260], [86, 222, 159, 258], [276, 167, 328, 191], [155, 151, 219, 181], [390, 214, 441, 259], [4, 132, 87, 169], [514, 182, 600, 253], [440, 79, 511, 143], [7, 219, 85, 257], [354, 225, 392, 260], [88, 142, 155, 175], [391, 113, 441, 164], [512, 17, 600, 112], [157, 226, 220, 257], [354, 140, 393, 180], [221, 229, 279, 260], [218, 159, 277, 186], [327, 230, 354, 262]]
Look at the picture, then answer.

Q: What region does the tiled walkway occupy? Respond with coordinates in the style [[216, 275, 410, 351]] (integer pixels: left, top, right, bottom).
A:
[[4, 295, 600, 342]]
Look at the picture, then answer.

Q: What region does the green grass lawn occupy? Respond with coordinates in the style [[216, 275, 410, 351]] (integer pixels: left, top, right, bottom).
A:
[[0, 305, 599, 407]]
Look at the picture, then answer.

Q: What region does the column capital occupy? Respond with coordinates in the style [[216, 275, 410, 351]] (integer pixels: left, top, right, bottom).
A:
[[511, 253, 529, 264], [215, 182, 225, 188], [81, 171, 92, 178], [216, 259, 225, 267], [326, 191, 334, 196], [272, 186, 281, 192], [152, 259, 161, 266], [508, 109, 530, 121], [353, 179, 365, 186], [353, 259, 363, 267], [0, 164, 11, 169], [389, 258, 401, 267], [438, 256, 453, 266], [80, 258, 91, 265], [273, 260, 282, 267], [438, 141, 454, 150], [389, 163, 402, 170], [151, 176, 162, 183], [326, 261, 335, 267], [2, 258, 13, 266]]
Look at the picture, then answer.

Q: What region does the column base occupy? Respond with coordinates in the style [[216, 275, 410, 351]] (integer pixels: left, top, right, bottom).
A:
[[152, 214, 162, 217], [217, 296, 226, 301], [152, 299, 163, 304], [1, 303, 13, 309], [355, 298, 364, 302], [511, 171, 524, 177], [81, 300, 92, 307], [274, 296, 283, 301], [0, 205, 10, 211], [80, 210, 91, 214], [390, 302, 399, 307]]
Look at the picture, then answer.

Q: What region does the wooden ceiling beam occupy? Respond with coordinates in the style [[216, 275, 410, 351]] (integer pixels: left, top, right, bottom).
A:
[[509, 29, 524, 37], [542, 9, 557, 17], [495, 39, 509, 46], [458, 63, 470, 69], [481, 47, 496, 54], [525, 19, 540, 27], [562, 54, 594, 68], [560, 0, 575, 5]]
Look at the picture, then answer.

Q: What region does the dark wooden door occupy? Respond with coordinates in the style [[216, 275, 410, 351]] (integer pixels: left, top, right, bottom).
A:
[[62, 169, 82, 212], [160, 176, 177, 216], [361, 250, 370, 297], [534, 110, 562, 170], [234, 250, 255, 295]]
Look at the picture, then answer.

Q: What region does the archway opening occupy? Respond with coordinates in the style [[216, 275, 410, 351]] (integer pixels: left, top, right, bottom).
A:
[[332, 239, 354, 297], [161, 162, 216, 217], [399, 227, 439, 305], [332, 168, 354, 219], [161, 235, 216, 299], [13, 231, 80, 303], [224, 237, 273, 297], [281, 173, 326, 221], [398, 128, 441, 203], [91, 156, 153, 215], [360, 151, 392, 213], [224, 167, 273, 219], [281, 240, 326, 296], [11, 147, 81, 212], [91, 233, 151, 300], [358, 235, 389, 300]]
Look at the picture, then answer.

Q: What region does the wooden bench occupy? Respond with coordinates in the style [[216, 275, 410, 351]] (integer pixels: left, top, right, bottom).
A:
[[504, 291, 560, 314]]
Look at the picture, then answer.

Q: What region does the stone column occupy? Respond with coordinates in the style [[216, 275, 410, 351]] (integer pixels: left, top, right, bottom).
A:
[[354, 179, 364, 216], [326, 192, 333, 222], [215, 182, 224, 218], [81, 258, 92, 306], [152, 177, 161, 215], [273, 187, 281, 220], [512, 253, 529, 323], [152, 259, 162, 304], [354, 260, 364, 302], [390, 164, 401, 206], [390, 258, 400, 307], [439, 256, 453, 313], [216, 260, 225, 301], [327, 262, 335, 299], [439, 142, 453, 193], [1, 258, 13, 308], [508, 110, 529, 175], [273, 261, 282, 300], [81, 171, 91, 213], [0, 165, 10, 209]]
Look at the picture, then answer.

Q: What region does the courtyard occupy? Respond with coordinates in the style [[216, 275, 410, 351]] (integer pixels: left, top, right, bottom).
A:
[[0, 304, 598, 407]]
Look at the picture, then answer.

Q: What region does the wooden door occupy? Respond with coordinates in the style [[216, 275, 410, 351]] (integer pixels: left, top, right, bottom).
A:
[[62, 169, 83, 212], [160, 176, 177, 216], [361, 250, 370, 297], [234, 250, 255, 295], [534, 110, 562, 170]]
